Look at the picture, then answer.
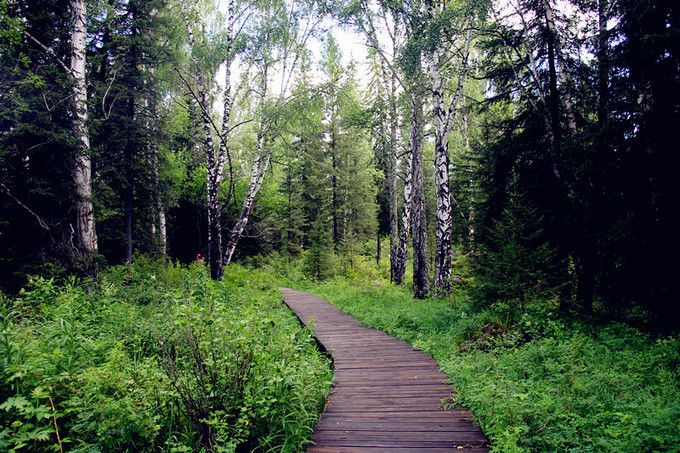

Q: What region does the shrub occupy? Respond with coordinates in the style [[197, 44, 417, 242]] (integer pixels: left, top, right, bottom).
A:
[[0, 260, 331, 452]]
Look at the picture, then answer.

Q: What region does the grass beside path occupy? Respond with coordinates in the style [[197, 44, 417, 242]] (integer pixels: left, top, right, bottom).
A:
[[272, 260, 680, 453]]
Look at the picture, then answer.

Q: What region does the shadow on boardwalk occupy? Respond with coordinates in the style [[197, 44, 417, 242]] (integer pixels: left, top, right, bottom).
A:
[[281, 288, 489, 453]]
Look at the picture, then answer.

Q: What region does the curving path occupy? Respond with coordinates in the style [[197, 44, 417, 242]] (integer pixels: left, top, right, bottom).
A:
[[281, 288, 489, 453]]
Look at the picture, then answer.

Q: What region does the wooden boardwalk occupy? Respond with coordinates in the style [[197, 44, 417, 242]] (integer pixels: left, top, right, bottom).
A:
[[281, 288, 489, 452]]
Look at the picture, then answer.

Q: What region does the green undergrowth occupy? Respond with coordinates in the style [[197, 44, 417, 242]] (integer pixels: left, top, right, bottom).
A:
[[269, 257, 680, 452], [0, 258, 332, 452]]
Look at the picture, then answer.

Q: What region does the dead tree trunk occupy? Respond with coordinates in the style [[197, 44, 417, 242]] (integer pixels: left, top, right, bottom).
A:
[[70, 0, 98, 261]]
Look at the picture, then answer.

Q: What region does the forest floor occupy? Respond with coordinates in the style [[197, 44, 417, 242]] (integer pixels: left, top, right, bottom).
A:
[[1, 256, 678, 452], [267, 255, 680, 453]]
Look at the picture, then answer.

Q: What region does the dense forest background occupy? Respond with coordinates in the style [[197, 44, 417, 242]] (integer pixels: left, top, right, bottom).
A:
[[1, 0, 678, 322]]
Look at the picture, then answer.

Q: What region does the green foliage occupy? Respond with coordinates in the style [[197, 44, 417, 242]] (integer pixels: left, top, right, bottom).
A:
[[0, 259, 331, 452], [474, 193, 560, 309], [290, 267, 680, 452]]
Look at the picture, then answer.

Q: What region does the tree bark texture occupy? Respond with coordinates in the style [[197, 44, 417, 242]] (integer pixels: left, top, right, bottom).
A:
[[70, 0, 98, 257], [393, 131, 414, 286], [409, 92, 429, 298], [428, 46, 453, 291], [182, 5, 223, 279], [387, 68, 400, 283], [223, 127, 271, 266]]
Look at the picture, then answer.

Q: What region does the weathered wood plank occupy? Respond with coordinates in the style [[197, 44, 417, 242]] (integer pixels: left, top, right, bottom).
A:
[[281, 288, 489, 452]]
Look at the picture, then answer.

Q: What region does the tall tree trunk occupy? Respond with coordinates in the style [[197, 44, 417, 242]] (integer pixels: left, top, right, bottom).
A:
[[388, 79, 400, 282], [573, 0, 610, 314], [410, 92, 429, 298], [597, 0, 609, 130], [331, 125, 340, 247], [70, 0, 97, 261], [147, 95, 166, 257], [542, 0, 577, 134], [428, 46, 453, 291], [545, 5, 562, 180], [124, 21, 138, 263], [223, 127, 271, 266], [182, 4, 223, 279], [393, 132, 414, 286], [124, 131, 134, 262]]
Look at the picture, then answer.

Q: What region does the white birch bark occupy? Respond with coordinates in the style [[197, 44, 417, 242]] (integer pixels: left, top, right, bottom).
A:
[[387, 69, 400, 283], [70, 0, 97, 255], [181, 3, 223, 278], [222, 125, 270, 265], [428, 45, 453, 291], [393, 136, 413, 285], [426, 12, 471, 291]]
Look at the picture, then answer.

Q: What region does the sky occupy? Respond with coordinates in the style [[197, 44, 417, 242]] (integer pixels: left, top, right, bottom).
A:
[[211, 11, 373, 108]]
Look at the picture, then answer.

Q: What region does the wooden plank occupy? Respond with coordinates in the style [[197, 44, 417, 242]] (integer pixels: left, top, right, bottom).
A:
[[308, 448, 489, 453], [312, 430, 488, 443], [307, 445, 489, 453], [281, 288, 489, 452], [316, 420, 481, 432]]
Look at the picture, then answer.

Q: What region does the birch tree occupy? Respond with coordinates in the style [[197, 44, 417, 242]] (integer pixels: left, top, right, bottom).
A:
[[70, 0, 98, 261], [424, 0, 473, 291], [223, 0, 322, 266], [178, 0, 236, 278]]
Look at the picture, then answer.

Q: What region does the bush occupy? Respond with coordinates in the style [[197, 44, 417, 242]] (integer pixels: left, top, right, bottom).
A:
[[0, 260, 331, 452]]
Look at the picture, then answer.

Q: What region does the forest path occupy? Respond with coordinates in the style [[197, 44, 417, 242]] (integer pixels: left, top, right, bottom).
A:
[[281, 288, 489, 452]]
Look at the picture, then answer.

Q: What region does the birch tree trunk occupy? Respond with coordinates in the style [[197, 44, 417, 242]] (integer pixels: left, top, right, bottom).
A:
[[386, 66, 400, 283], [70, 0, 98, 259], [410, 92, 429, 298], [393, 131, 414, 286], [428, 47, 453, 291], [151, 143, 167, 257], [181, 0, 235, 277], [223, 126, 271, 266], [181, 5, 223, 279]]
